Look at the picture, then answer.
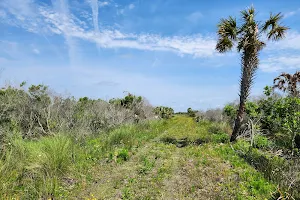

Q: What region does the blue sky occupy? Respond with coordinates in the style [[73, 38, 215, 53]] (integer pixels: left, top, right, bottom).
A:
[[0, 0, 300, 111]]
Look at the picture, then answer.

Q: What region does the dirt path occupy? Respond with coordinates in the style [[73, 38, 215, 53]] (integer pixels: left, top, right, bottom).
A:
[[72, 116, 274, 200]]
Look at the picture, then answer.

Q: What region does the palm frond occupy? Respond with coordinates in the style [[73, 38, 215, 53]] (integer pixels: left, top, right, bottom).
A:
[[217, 17, 238, 39], [273, 72, 300, 96], [216, 16, 238, 53], [262, 12, 289, 41], [216, 37, 234, 53], [262, 13, 283, 31], [267, 26, 289, 41]]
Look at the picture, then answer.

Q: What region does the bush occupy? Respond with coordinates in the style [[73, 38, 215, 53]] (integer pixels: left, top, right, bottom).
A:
[[154, 106, 174, 119], [0, 83, 154, 145], [187, 107, 196, 117], [253, 135, 273, 149]]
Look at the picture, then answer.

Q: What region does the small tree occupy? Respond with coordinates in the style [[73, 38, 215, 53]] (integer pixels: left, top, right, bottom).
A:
[[216, 6, 288, 141]]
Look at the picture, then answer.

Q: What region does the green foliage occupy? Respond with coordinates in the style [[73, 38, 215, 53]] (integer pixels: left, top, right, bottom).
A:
[[0, 84, 153, 142], [109, 93, 142, 110], [253, 135, 273, 149], [0, 135, 73, 198], [245, 101, 260, 118], [154, 106, 174, 119], [264, 85, 273, 96], [223, 104, 236, 120], [211, 132, 230, 143], [216, 6, 288, 141], [116, 148, 129, 163], [258, 96, 300, 149], [187, 107, 196, 117]]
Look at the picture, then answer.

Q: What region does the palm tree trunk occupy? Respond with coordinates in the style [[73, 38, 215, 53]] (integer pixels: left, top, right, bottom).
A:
[[230, 49, 258, 142], [230, 98, 246, 142]]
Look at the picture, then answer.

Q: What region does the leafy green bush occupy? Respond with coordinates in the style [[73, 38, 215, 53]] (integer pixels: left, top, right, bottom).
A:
[[223, 104, 236, 124], [253, 135, 273, 149], [154, 106, 174, 119]]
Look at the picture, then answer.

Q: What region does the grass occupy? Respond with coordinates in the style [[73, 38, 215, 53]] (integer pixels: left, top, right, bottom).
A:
[[0, 116, 277, 199]]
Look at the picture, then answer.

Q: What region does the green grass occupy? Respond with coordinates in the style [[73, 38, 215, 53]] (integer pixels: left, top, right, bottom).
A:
[[0, 116, 277, 199]]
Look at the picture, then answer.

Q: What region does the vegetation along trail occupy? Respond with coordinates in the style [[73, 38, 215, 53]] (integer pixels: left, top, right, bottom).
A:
[[1, 2, 300, 200], [70, 116, 275, 199]]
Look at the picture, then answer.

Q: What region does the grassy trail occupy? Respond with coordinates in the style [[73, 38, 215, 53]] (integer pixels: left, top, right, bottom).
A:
[[73, 116, 275, 200]]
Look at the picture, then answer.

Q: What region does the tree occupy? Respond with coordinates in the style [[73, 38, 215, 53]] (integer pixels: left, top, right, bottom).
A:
[[216, 6, 288, 142], [273, 71, 300, 97], [187, 107, 196, 117]]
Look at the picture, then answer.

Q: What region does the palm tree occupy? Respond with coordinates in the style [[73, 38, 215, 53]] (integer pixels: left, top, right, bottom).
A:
[[273, 71, 300, 97], [216, 6, 288, 142]]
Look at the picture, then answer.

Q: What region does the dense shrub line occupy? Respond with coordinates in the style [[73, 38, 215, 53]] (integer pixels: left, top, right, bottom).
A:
[[0, 83, 154, 148]]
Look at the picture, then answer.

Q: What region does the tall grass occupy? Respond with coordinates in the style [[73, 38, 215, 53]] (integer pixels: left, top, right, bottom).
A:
[[0, 120, 165, 199], [0, 134, 74, 198]]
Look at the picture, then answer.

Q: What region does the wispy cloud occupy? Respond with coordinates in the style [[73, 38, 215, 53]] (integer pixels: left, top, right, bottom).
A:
[[0, 0, 217, 58], [88, 0, 99, 32], [50, 0, 78, 64], [261, 55, 300, 72], [262, 31, 300, 72], [268, 31, 300, 50], [0, 0, 34, 19]]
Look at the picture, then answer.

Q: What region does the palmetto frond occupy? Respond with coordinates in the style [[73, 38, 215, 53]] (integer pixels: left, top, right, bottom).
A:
[[216, 16, 237, 53], [216, 37, 234, 53], [273, 71, 300, 97], [262, 13, 289, 41]]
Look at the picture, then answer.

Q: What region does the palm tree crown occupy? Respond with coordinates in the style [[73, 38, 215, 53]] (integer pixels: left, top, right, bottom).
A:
[[216, 6, 288, 142], [273, 71, 300, 97], [216, 6, 288, 54]]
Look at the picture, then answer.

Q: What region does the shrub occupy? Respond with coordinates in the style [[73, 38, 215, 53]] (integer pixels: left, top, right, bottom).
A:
[[253, 135, 273, 149], [187, 107, 196, 117], [154, 106, 174, 119], [0, 83, 154, 144]]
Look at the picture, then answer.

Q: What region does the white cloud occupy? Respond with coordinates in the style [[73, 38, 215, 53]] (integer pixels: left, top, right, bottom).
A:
[[49, 0, 79, 65], [262, 31, 300, 72], [128, 4, 135, 10], [268, 31, 300, 50], [261, 56, 300, 72], [186, 11, 202, 23], [88, 0, 99, 32], [0, 0, 34, 20], [0, 1, 217, 58]]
